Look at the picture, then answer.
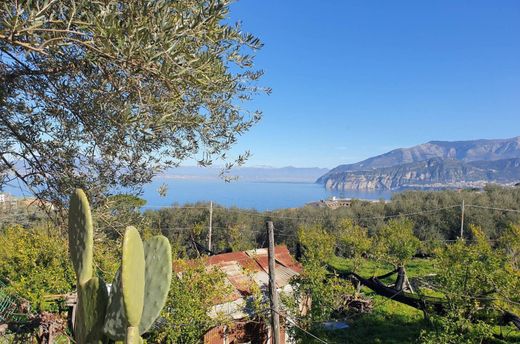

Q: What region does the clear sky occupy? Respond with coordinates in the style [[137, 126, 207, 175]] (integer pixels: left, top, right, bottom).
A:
[[222, 0, 520, 169]]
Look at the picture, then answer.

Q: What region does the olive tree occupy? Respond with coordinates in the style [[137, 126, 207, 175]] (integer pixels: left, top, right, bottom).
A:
[[0, 0, 268, 212]]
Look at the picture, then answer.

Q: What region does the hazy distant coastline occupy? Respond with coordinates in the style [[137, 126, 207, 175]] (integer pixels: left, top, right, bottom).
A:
[[157, 166, 329, 183]]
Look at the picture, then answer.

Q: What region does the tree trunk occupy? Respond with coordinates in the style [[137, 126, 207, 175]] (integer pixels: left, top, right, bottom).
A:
[[329, 266, 520, 331]]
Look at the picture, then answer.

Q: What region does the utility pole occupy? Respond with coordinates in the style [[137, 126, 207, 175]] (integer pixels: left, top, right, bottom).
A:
[[208, 201, 213, 252], [460, 199, 465, 239], [266, 221, 280, 344]]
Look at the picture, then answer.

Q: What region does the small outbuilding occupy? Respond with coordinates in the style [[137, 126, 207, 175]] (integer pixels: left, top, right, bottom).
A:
[[174, 245, 303, 344]]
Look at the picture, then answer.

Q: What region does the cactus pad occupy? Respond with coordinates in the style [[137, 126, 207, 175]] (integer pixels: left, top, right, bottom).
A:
[[121, 226, 145, 327], [68, 188, 94, 285], [104, 235, 173, 339], [68, 190, 172, 343], [125, 326, 142, 344], [102, 269, 127, 340], [77, 277, 109, 343], [139, 235, 172, 333]]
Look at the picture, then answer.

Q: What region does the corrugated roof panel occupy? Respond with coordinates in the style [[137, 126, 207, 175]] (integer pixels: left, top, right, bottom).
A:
[[208, 251, 248, 265], [174, 245, 302, 307]]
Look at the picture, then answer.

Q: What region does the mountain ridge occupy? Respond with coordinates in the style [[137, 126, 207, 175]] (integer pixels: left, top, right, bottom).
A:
[[317, 137, 520, 190]]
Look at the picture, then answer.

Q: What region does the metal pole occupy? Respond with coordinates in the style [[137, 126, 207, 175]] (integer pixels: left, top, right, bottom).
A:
[[460, 199, 465, 239], [208, 201, 213, 252], [266, 221, 280, 344]]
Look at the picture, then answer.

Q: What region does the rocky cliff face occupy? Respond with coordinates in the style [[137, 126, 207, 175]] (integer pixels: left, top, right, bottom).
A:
[[318, 137, 520, 191]]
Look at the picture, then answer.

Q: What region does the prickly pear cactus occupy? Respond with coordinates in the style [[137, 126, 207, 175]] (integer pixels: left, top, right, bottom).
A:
[[102, 268, 126, 340], [139, 235, 172, 333], [121, 227, 145, 343], [103, 233, 173, 341], [69, 189, 94, 285], [68, 189, 173, 344], [69, 189, 108, 343], [77, 277, 109, 343]]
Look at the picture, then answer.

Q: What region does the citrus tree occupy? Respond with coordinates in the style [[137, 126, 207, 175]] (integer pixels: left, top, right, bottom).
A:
[[148, 258, 232, 343], [421, 225, 520, 343], [336, 218, 372, 273], [0, 225, 74, 311], [373, 218, 420, 291], [293, 225, 354, 325]]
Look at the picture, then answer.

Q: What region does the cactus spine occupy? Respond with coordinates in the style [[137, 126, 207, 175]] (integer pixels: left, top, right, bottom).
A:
[[68, 189, 172, 343]]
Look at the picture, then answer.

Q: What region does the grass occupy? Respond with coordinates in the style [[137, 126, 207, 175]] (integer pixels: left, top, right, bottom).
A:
[[328, 256, 434, 279], [304, 257, 520, 343], [296, 293, 426, 344]]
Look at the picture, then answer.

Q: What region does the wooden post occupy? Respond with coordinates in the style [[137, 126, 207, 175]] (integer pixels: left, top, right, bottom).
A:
[[460, 199, 465, 239], [208, 201, 213, 252], [266, 221, 280, 344]]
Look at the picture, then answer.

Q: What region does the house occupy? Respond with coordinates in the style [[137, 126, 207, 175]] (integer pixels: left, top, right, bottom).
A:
[[0, 193, 55, 212], [174, 245, 303, 344], [0, 193, 18, 211], [306, 196, 352, 209]]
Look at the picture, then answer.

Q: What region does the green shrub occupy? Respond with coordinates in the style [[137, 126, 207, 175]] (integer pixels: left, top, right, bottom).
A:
[[0, 225, 75, 312], [147, 258, 233, 343]]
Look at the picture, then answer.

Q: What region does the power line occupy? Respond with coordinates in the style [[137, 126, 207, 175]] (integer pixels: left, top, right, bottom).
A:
[[144, 205, 209, 209], [465, 204, 520, 213], [356, 205, 461, 221], [271, 308, 329, 344], [145, 203, 465, 222]]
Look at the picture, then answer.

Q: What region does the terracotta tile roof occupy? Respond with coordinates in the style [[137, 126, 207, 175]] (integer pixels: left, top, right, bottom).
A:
[[173, 245, 302, 304]]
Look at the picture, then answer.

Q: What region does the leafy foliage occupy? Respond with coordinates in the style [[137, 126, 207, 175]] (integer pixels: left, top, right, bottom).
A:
[[336, 218, 372, 273], [297, 225, 335, 264], [0, 223, 120, 312], [0, 225, 74, 311], [291, 225, 354, 327], [373, 218, 420, 267], [498, 223, 520, 271], [94, 194, 149, 239], [147, 258, 233, 343], [0, 0, 268, 210], [421, 225, 520, 342]]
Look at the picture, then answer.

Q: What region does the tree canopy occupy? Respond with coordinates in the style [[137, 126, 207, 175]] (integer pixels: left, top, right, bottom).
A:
[[0, 0, 267, 210]]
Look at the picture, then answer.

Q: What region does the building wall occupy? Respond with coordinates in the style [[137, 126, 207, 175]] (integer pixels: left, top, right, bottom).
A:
[[203, 321, 290, 344]]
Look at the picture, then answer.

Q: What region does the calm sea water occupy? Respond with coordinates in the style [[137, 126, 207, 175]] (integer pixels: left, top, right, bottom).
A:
[[142, 179, 392, 211], [2, 178, 392, 211]]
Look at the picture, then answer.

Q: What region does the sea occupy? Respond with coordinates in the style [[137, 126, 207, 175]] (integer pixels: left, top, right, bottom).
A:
[[2, 178, 392, 211], [141, 178, 392, 211]]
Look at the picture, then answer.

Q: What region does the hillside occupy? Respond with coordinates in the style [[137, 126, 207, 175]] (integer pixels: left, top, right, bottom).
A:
[[318, 137, 520, 190]]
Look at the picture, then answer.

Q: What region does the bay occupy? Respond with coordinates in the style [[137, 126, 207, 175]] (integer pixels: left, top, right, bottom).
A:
[[142, 178, 392, 211]]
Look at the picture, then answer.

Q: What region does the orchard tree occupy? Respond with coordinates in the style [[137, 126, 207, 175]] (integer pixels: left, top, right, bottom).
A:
[[0, 0, 268, 212], [498, 223, 520, 270], [373, 218, 420, 292], [336, 218, 372, 273], [421, 225, 520, 343], [294, 225, 354, 324], [335, 219, 372, 295]]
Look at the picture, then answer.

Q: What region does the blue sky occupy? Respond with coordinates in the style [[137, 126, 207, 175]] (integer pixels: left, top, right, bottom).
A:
[[223, 0, 520, 169]]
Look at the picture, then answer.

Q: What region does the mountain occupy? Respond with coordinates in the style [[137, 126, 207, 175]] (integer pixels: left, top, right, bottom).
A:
[[160, 166, 329, 183], [317, 137, 520, 191]]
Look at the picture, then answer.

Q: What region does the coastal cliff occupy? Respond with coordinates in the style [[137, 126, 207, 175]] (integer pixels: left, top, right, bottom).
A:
[[318, 137, 520, 191]]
